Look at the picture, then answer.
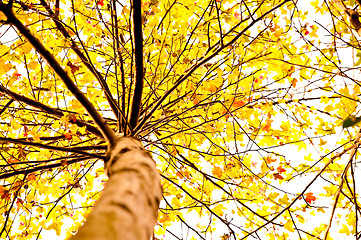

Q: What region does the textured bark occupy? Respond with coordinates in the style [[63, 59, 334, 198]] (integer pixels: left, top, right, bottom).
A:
[[71, 137, 162, 240]]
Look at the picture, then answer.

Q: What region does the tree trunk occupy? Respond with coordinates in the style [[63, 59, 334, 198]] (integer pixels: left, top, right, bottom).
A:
[[71, 137, 162, 240]]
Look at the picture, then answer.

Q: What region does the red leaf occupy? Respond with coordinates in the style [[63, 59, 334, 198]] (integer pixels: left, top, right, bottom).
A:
[[64, 132, 72, 140], [67, 62, 80, 74], [305, 192, 316, 204], [273, 173, 284, 180]]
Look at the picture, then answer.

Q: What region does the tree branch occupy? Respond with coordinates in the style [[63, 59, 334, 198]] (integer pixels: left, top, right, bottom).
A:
[[331, 0, 361, 35], [0, 156, 92, 180], [38, 0, 126, 125], [129, 0, 144, 131], [241, 136, 360, 239], [323, 130, 361, 239], [0, 137, 106, 159], [0, 3, 117, 145], [133, 0, 291, 135], [0, 84, 103, 138]]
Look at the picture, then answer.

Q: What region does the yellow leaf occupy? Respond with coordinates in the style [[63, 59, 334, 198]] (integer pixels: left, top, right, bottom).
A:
[[346, 214, 356, 226], [52, 120, 61, 129], [311, 0, 319, 8], [300, 69, 311, 80], [297, 141, 307, 151], [304, 153, 313, 161], [0, 59, 12, 75], [320, 96, 329, 104], [317, 208, 325, 213], [268, 192, 279, 200], [310, 25, 318, 38], [279, 194, 289, 205], [79, 126, 87, 135], [213, 204, 226, 217], [20, 42, 33, 54], [212, 166, 222, 178], [297, 215, 305, 224], [261, 161, 268, 174], [319, 138, 327, 146], [284, 221, 295, 232], [154, 226, 166, 235], [60, 116, 68, 124], [28, 61, 38, 70], [70, 124, 78, 134], [46, 222, 63, 236], [323, 185, 337, 196], [158, 213, 170, 224], [26, 194, 35, 203], [171, 196, 181, 206], [339, 224, 350, 235], [0, 12, 6, 21], [11, 120, 22, 131]]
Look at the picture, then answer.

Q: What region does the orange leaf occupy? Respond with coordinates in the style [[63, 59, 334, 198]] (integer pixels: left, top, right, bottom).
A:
[[232, 100, 245, 108], [305, 192, 316, 204], [26, 174, 36, 181], [212, 166, 222, 178], [64, 132, 72, 140], [265, 156, 277, 164], [176, 171, 184, 179]]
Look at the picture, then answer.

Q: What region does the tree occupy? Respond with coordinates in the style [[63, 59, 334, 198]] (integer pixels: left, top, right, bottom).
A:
[[0, 0, 360, 239]]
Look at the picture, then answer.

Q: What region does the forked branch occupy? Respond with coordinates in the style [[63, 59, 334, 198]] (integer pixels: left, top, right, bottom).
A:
[[0, 2, 117, 145]]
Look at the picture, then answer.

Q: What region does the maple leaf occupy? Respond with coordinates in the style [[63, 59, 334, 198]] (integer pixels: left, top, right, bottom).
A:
[[232, 99, 245, 108], [262, 118, 272, 132], [97, 0, 104, 6], [212, 166, 222, 178], [277, 166, 286, 173], [265, 155, 277, 164], [273, 173, 284, 180], [67, 61, 80, 74], [221, 234, 230, 240], [305, 192, 316, 204], [26, 174, 36, 181], [64, 132, 72, 140], [1, 189, 10, 200]]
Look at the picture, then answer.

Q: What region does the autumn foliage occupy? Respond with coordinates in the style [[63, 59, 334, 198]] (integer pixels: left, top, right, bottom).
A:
[[0, 0, 360, 239]]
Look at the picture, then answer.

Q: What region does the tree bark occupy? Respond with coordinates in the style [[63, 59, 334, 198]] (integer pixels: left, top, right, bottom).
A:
[[71, 137, 162, 240]]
